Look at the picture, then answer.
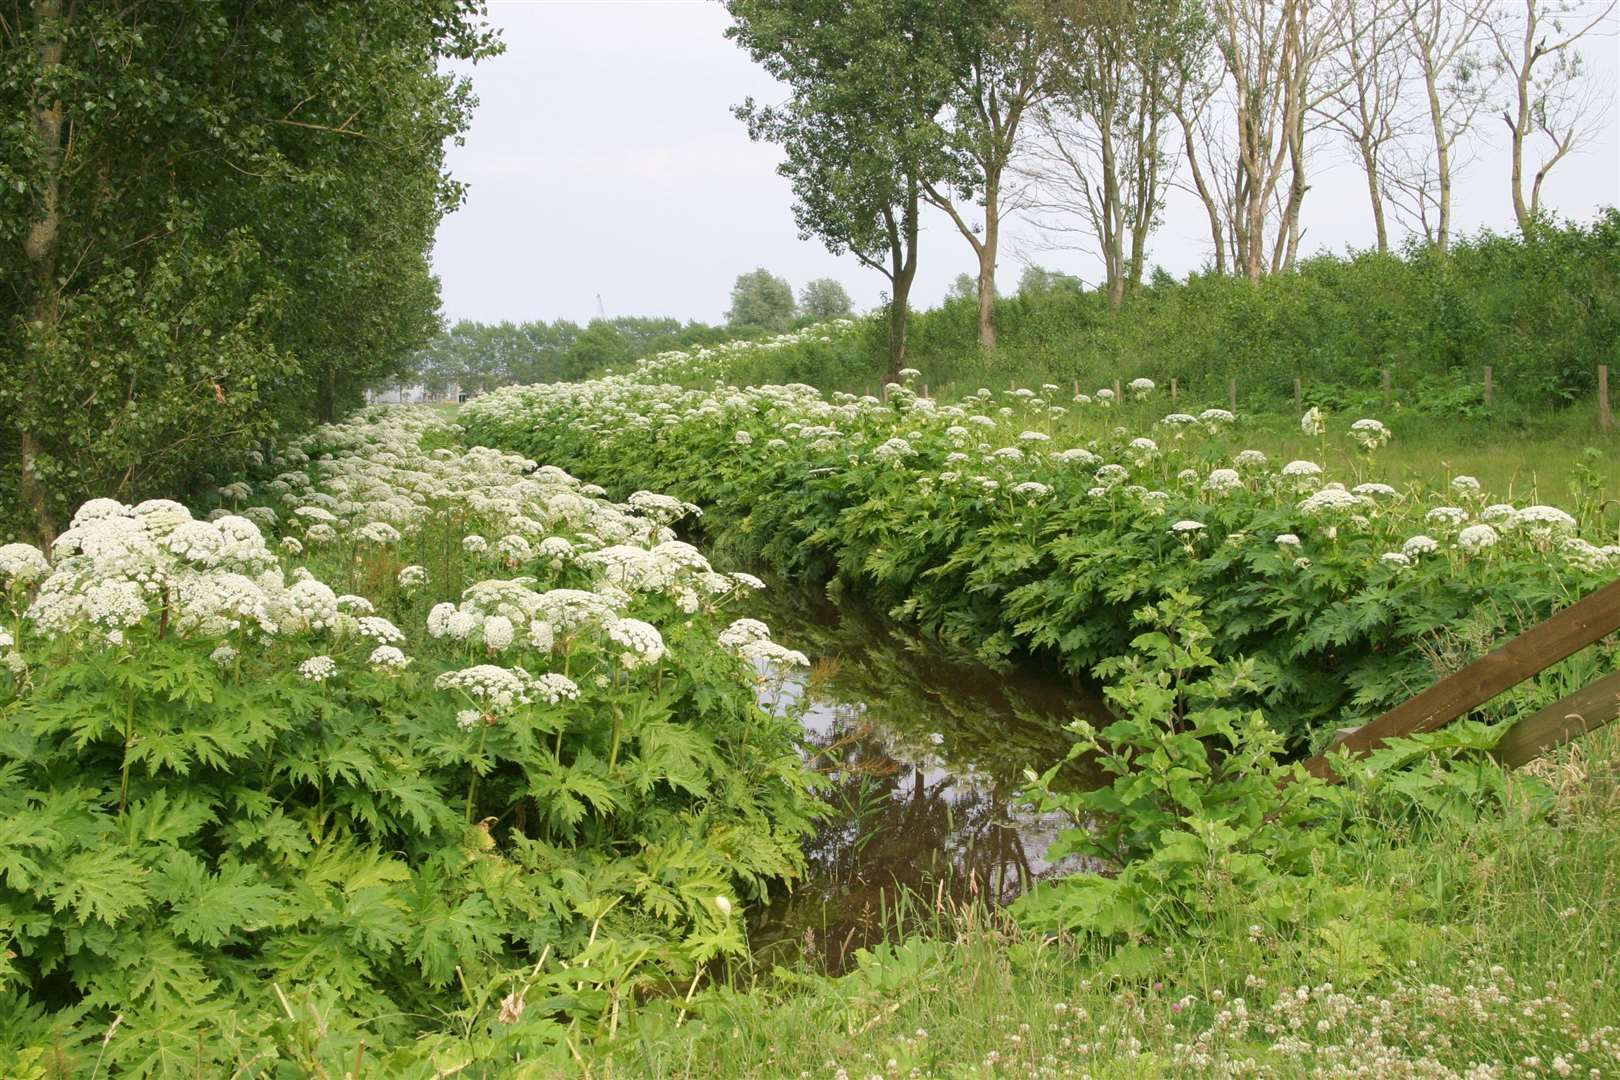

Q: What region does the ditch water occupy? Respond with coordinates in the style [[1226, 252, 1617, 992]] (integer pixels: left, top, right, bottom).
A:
[[745, 584, 1112, 972]]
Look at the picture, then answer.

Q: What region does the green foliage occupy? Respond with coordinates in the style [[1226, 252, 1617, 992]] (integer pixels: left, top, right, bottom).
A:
[[888, 213, 1620, 415], [1014, 594, 1337, 941], [0, 3, 496, 538], [798, 277, 855, 320], [0, 409, 820, 1073], [727, 268, 798, 331]]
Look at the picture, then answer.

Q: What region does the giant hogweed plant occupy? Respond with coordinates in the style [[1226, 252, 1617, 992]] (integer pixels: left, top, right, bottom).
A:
[[0, 408, 820, 1075], [1011, 593, 1551, 985], [461, 364, 1619, 748]]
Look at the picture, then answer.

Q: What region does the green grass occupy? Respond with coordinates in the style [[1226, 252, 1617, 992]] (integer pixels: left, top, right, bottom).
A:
[[594, 727, 1620, 1078]]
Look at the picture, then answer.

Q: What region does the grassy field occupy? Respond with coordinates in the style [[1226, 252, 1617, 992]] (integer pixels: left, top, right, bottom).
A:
[[600, 726, 1620, 1079]]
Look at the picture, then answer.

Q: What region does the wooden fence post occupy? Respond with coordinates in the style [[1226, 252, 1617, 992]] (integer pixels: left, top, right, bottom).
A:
[[1073, 380, 1080, 398], [1171, 378, 1179, 401], [1600, 365, 1612, 431], [1484, 365, 1494, 408], [1382, 369, 1392, 409], [1113, 378, 1122, 402], [1293, 377, 1302, 410], [1228, 377, 1237, 412]]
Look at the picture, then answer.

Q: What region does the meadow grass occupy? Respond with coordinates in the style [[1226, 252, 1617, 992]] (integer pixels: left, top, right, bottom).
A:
[[595, 726, 1620, 1079]]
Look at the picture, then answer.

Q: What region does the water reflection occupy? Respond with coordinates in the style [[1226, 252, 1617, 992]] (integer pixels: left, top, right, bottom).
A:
[[748, 586, 1112, 972]]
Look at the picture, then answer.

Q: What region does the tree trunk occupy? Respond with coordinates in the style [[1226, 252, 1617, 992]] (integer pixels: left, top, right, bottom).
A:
[[1420, 58, 1452, 250], [317, 363, 338, 424], [976, 176, 999, 350], [1360, 139, 1389, 252], [886, 187, 921, 380], [20, 0, 67, 542]]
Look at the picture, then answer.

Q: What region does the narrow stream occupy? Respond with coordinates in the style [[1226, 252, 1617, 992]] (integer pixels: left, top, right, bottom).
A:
[[746, 585, 1112, 972]]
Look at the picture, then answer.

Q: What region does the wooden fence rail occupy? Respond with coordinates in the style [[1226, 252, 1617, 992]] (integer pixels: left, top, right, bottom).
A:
[[1302, 577, 1620, 779]]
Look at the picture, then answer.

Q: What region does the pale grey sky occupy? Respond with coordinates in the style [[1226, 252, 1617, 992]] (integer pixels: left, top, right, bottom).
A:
[[431, 0, 1620, 327]]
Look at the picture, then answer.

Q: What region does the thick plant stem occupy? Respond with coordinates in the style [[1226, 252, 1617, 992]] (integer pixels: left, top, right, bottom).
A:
[[118, 696, 135, 814]]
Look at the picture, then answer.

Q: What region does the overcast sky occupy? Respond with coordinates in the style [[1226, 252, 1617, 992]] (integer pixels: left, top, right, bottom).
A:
[[430, 0, 1620, 327]]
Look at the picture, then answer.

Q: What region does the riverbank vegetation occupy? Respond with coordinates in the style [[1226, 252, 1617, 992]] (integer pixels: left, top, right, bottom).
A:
[[0, 409, 820, 1074], [461, 361, 1619, 751]]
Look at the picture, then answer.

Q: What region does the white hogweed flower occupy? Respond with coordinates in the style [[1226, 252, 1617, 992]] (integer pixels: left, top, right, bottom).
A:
[[1300, 407, 1325, 436], [1457, 523, 1499, 554], [368, 645, 411, 671], [299, 655, 337, 683]]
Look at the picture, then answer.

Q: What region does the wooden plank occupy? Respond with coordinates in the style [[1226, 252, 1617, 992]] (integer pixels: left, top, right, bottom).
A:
[[1170, 377, 1178, 401], [1228, 377, 1237, 412], [1294, 377, 1302, 409], [1492, 668, 1620, 768], [1303, 578, 1620, 779], [1484, 365, 1494, 407], [1382, 369, 1392, 408]]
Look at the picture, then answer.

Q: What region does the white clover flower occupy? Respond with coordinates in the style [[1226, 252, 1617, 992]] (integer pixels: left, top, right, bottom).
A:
[[1380, 552, 1412, 567], [299, 655, 337, 683], [397, 565, 429, 590], [1402, 534, 1440, 557], [1457, 523, 1499, 554], [1348, 418, 1391, 449], [1300, 407, 1325, 436], [1203, 469, 1243, 494], [1275, 534, 1302, 547], [369, 645, 411, 671], [0, 543, 51, 584]]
